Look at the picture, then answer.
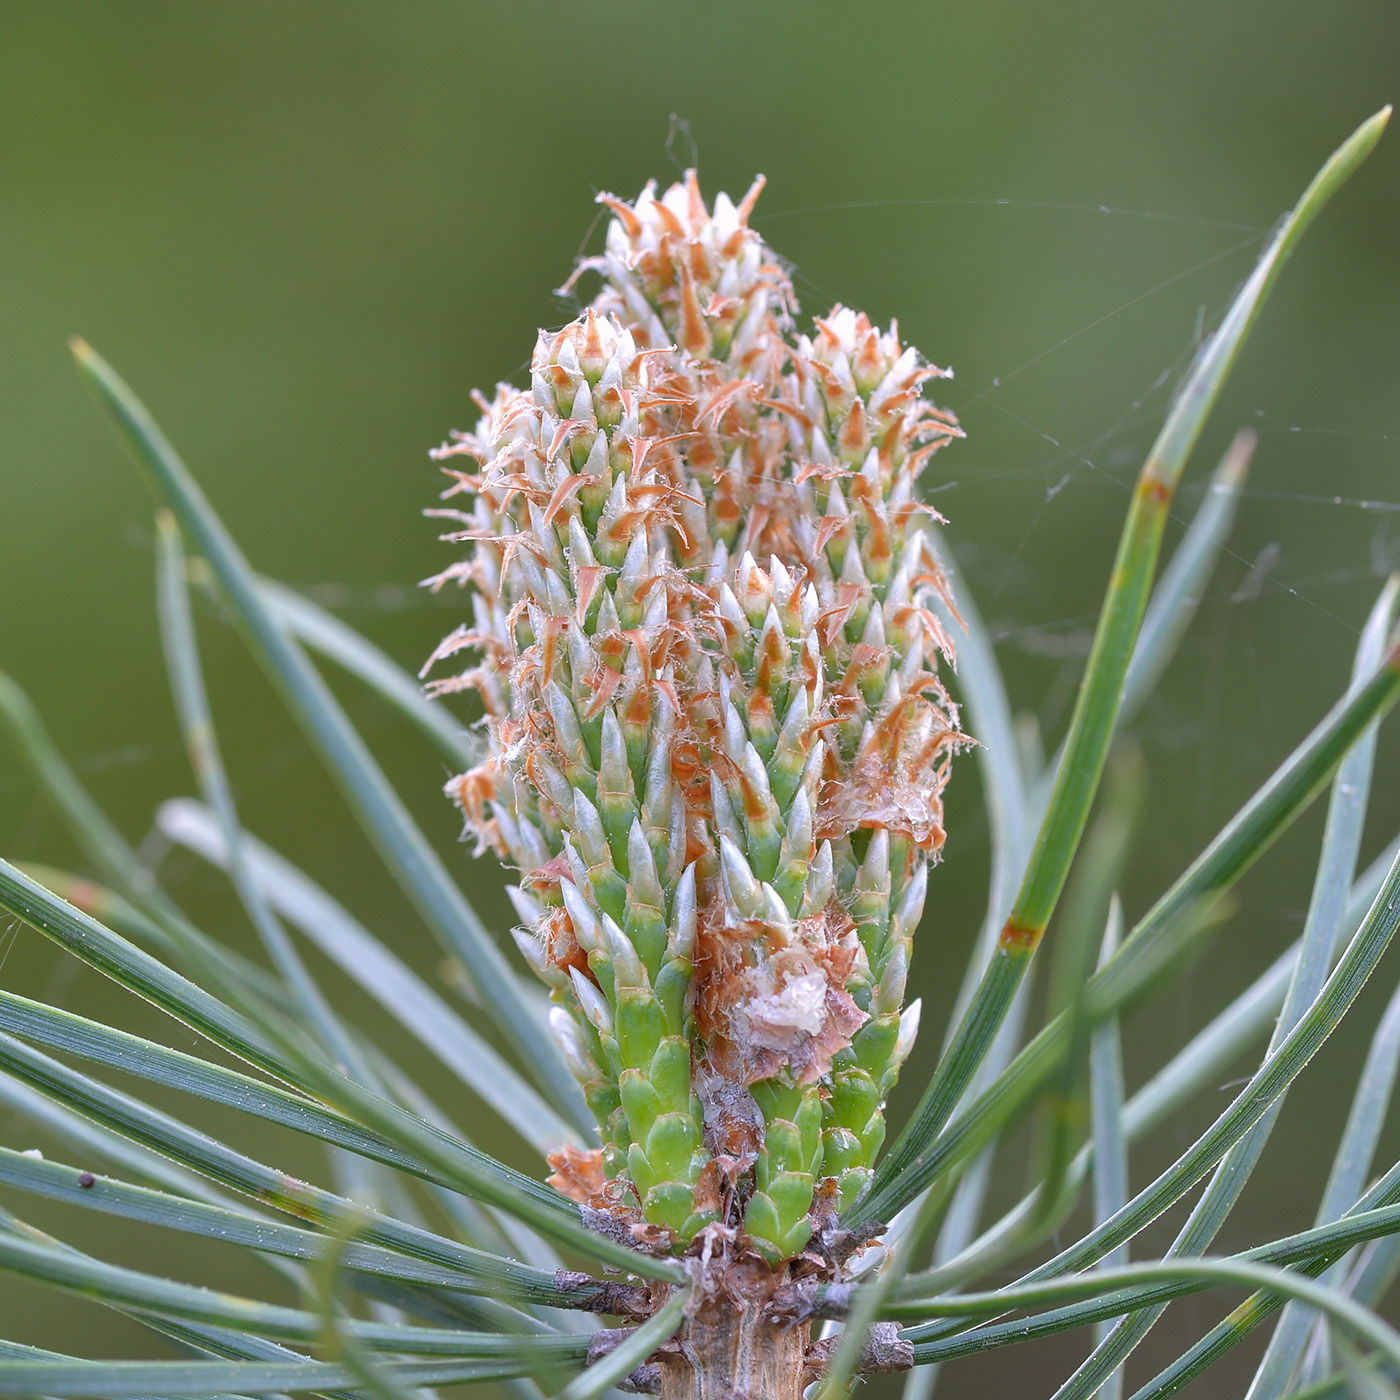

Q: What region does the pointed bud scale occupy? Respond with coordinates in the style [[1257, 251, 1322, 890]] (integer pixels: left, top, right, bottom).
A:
[[490, 801, 522, 862], [564, 618, 593, 687], [594, 586, 621, 635], [580, 426, 613, 511], [556, 332, 580, 377], [546, 683, 591, 789], [740, 741, 777, 812], [710, 770, 744, 850], [801, 839, 835, 918], [569, 376, 594, 428], [642, 575, 669, 634], [666, 788, 688, 888], [859, 827, 890, 891], [514, 814, 553, 874], [772, 856, 810, 920], [514, 539, 549, 609], [890, 863, 928, 944], [739, 741, 783, 880], [511, 926, 551, 978], [560, 877, 602, 953], [784, 785, 814, 863], [595, 474, 630, 568], [530, 499, 567, 569], [753, 606, 791, 712], [642, 709, 673, 819], [572, 788, 611, 871], [718, 582, 747, 639], [531, 365, 554, 410], [883, 669, 906, 712], [624, 820, 670, 979], [769, 686, 811, 809], [770, 555, 795, 612], [860, 600, 887, 651], [615, 531, 650, 627], [627, 819, 665, 910], [720, 835, 765, 920], [761, 883, 792, 929], [873, 939, 908, 1015], [895, 998, 922, 1066], [745, 695, 780, 766], [562, 834, 592, 897], [531, 753, 574, 815], [570, 967, 613, 1037], [596, 706, 636, 872], [860, 444, 882, 486], [567, 512, 597, 572], [595, 347, 623, 391], [898, 629, 928, 686], [722, 693, 747, 767], [837, 540, 871, 631], [602, 914, 647, 989], [550, 1006, 600, 1083], [572, 791, 630, 921], [737, 551, 772, 626], [506, 885, 541, 928], [851, 828, 893, 962], [670, 863, 698, 961]]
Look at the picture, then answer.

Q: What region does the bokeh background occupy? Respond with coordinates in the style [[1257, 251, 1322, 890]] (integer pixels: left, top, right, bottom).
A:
[[2, 1, 1399, 1394]]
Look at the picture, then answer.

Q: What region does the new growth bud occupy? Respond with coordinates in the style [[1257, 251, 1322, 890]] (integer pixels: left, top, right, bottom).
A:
[[425, 171, 968, 1259]]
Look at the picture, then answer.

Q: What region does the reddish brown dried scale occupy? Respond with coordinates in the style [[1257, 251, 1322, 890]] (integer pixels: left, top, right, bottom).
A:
[[423, 171, 970, 1261]]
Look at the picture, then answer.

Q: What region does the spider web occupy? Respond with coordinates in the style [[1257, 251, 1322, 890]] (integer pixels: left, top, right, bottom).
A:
[[767, 196, 1396, 638], [3, 195, 1394, 795]]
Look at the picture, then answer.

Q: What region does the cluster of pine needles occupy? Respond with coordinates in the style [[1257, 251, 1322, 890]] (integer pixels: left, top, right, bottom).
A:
[[0, 107, 1395, 1400]]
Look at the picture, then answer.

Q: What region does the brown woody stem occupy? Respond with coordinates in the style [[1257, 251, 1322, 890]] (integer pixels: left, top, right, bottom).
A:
[[659, 1296, 810, 1400], [605, 1255, 916, 1400]]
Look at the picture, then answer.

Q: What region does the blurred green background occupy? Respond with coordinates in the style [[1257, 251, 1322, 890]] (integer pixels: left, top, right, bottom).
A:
[[2, 1, 1399, 1393]]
